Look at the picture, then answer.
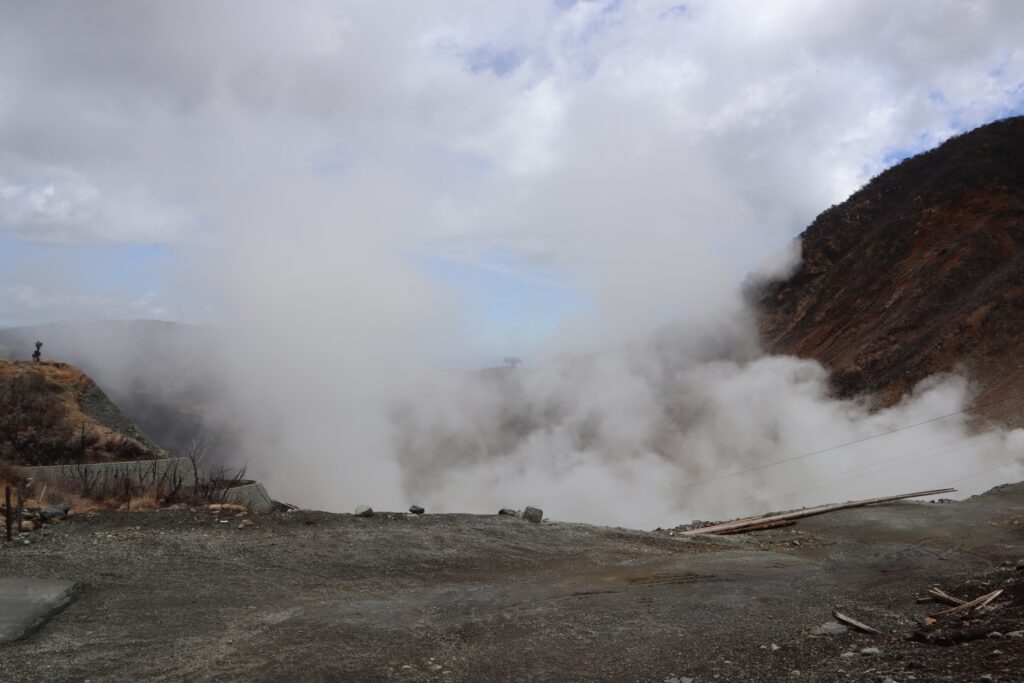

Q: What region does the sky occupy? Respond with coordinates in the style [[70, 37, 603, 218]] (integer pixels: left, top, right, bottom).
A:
[[2, 0, 1024, 363]]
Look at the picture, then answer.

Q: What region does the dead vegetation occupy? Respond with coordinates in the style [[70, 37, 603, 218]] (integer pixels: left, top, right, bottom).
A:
[[3, 437, 250, 533]]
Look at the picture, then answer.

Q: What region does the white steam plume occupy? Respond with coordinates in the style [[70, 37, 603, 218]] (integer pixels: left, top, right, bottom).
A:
[[1, 2, 1022, 527]]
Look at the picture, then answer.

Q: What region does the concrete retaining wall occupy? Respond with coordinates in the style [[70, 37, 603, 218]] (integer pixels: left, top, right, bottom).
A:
[[18, 457, 195, 489], [223, 482, 274, 512], [16, 458, 274, 512]]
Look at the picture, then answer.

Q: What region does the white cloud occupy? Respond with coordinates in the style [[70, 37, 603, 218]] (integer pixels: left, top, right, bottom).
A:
[[0, 285, 171, 324], [0, 167, 191, 244]]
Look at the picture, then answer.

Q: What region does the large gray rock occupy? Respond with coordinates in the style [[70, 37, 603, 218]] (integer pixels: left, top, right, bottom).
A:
[[39, 502, 71, 520], [0, 577, 76, 645], [810, 621, 847, 636], [522, 506, 543, 523], [354, 505, 374, 517]]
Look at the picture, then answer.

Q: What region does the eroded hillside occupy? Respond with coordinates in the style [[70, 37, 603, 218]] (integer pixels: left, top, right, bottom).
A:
[[756, 116, 1024, 425]]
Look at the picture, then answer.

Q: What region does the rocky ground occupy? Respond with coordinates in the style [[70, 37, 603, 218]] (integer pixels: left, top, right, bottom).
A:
[[1, 485, 1023, 682]]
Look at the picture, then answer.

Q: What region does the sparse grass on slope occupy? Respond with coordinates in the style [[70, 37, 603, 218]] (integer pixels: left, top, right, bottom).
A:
[[0, 360, 158, 466]]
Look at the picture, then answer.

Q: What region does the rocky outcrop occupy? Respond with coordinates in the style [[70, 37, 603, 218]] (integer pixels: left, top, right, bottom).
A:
[[754, 116, 1024, 426]]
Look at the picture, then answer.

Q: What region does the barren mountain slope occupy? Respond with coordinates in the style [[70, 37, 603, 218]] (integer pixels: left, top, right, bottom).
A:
[[756, 116, 1024, 425]]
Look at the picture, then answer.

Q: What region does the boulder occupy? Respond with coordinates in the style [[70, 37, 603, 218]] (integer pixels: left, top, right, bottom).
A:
[[498, 508, 517, 516], [408, 505, 425, 515], [810, 622, 846, 636], [522, 506, 543, 523], [39, 502, 70, 520], [355, 505, 374, 517]]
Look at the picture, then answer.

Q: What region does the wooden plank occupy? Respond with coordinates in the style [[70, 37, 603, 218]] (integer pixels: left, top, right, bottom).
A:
[[682, 488, 956, 536], [833, 610, 882, 635], [927, 587, 966, 606], [716, 519, 796, 534], [930, 589, 1003, 618]]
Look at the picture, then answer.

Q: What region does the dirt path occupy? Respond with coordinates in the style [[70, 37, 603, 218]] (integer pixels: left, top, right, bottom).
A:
[[2, 485, 1022, 682]]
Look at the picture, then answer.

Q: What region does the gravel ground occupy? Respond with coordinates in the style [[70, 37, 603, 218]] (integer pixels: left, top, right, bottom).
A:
[[1, 484, 1022, 682]]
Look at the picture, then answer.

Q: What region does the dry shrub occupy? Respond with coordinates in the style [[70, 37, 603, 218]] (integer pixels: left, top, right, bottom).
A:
[[0, 371, 77, 465], [18, 437, 248, 514], [0, 460, 26, 491], [120, 493, 161, 511]]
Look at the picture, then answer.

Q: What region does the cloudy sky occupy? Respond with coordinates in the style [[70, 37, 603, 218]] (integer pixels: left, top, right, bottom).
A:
[[2, 0, 1024, 362]]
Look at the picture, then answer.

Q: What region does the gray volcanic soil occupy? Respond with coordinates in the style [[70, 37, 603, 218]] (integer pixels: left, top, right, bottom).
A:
[[2, 485, 1023, 682]]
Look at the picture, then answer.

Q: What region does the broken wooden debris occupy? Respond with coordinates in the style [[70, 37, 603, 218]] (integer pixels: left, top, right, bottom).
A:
[[832, 610, 882, 635], [930, 589, 1003, 618], [926, 587, 967, 606], [717, 519, 796, 535], [682, 488, 957, 536]]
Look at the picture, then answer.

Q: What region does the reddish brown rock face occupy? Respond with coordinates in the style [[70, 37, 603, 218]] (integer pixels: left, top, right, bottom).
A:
[[754, 116, 1024, 426]]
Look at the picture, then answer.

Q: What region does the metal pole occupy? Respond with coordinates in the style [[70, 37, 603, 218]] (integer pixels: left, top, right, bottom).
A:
[[4, 486, 11, 542]]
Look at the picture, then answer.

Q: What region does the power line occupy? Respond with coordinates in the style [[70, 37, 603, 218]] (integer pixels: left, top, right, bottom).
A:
[[771, 435, 1003, 500], [660, 392, 1022, 493], [696, 431, 994, 516], [942, 458, 1024, 486]]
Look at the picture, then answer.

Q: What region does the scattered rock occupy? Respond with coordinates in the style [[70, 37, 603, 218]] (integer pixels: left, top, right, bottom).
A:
[[987, 631, 1003, 639], [980, 675, 994, 683], [39, 502, 70, 520], [355, 506, 374, 518], [522, 506, 543, 523], [811, 621, 847, 636], [1015, 559, 1024, 570], [19, 520, 34, 532], [409, 505, 425, 515], [839, 652, 857, 659], [1005, 630, 1023, 639], [860, 647, 881, 655], [770, 643, 781, 651], [498, 508, 517, 516]]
